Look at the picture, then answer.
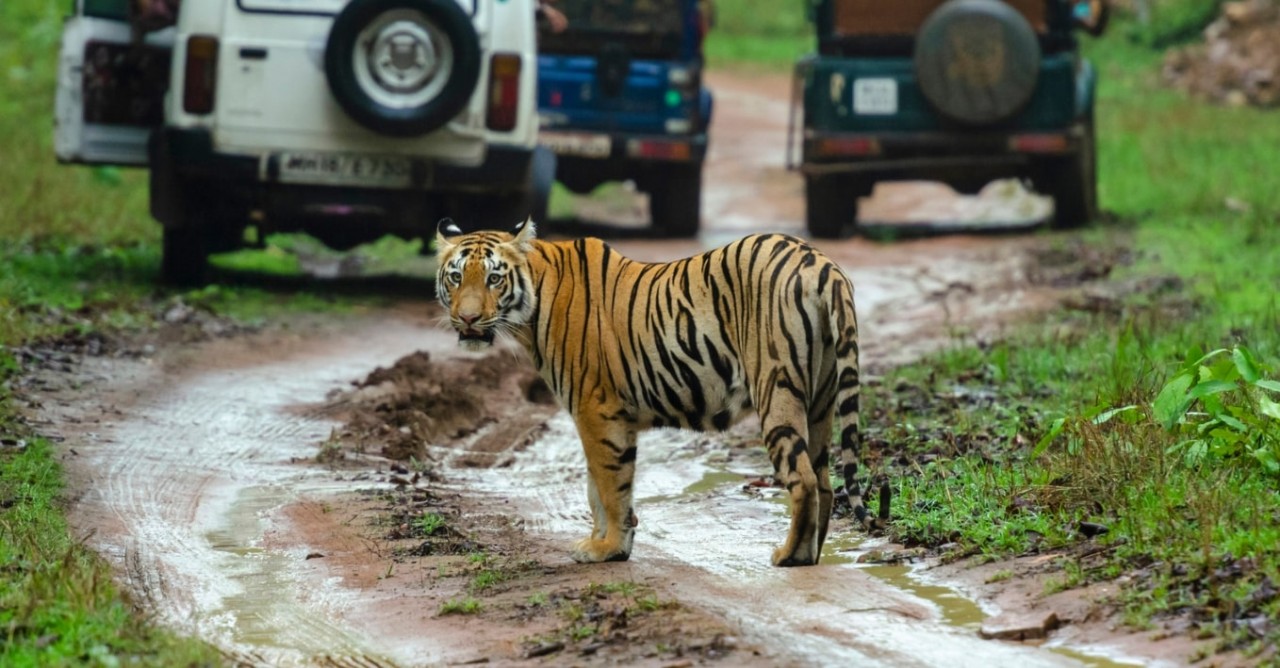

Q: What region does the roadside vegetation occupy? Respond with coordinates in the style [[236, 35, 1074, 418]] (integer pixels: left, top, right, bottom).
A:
[[2, 0, 1276, 665]]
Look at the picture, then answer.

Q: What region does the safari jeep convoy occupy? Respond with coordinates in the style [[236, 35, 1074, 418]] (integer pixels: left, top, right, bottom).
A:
[[54, 0, 1108, 271], [56, 0, 544, 284], [793, 0, 1108, 238]]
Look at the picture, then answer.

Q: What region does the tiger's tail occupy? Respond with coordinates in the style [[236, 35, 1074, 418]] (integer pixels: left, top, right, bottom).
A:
[[830, 273, 890, 530]]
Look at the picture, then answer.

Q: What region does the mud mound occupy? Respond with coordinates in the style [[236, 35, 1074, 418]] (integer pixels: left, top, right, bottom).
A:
[[1163, 0, 1280, 107], [323, 349, 554, 463]]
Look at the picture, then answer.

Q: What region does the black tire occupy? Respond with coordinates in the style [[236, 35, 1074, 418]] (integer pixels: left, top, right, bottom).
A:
[[648, 163, 702, 238], [325, 0, 481, 137], [530, 146, 557, 225], [1038, 123, 1097, 228], [914, 0, 1041, 126], [805, 173, 871, 239], [160, 222, 211, 287]]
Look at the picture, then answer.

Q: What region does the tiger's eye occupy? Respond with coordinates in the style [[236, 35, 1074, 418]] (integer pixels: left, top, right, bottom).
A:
[[487, 274, 502, 287]]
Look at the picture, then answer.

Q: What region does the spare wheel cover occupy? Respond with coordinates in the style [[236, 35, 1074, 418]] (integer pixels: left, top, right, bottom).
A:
[[914, 0, 1041, 126], [325, 0, 482, 137]]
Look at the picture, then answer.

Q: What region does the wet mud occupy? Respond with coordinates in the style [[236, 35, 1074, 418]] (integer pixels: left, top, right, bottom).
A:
[[21, 70, 1194, 667]]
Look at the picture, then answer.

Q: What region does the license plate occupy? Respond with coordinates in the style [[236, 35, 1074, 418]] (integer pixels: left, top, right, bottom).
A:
[[539, 132, 612, 159], [277, 152, 413, 188], [852, 78, 898, 115]]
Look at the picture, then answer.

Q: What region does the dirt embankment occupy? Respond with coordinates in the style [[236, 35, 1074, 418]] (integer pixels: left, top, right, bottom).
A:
[[1163, 0, 1280, 107]]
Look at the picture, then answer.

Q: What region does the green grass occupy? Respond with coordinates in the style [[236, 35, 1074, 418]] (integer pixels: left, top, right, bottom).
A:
[[415, 512, 449, 537], [439, 597, 483, 615], [704, 0, 811, 69], [0, 436, 220, 666]]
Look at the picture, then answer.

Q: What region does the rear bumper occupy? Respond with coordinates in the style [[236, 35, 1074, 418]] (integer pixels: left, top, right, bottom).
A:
[[540, 129, 707, 191], [540, 130, 709, 165], [153, 128, 535, 191], [798, 124, 1087, 175]]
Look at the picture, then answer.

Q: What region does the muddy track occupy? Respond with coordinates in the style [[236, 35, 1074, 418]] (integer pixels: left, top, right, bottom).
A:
[[31, 71, 1152, 667]]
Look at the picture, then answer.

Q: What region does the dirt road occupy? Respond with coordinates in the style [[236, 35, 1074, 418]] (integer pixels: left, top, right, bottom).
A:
[[34, 70, 1155, 667]]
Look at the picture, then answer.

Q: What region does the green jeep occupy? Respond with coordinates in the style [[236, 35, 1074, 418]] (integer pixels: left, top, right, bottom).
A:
[[792, 0, 1108, 238]]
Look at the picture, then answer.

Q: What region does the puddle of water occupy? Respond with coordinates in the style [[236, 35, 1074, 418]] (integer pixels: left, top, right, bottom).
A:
[[639, 468, 746, 504], [861, 564, 987, 630], [1049, 647, 1147, 668]]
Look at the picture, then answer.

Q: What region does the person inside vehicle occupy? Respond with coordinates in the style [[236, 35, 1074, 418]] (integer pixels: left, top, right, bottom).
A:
[[129, 0, 180, 43], [537, 0, 569, 33]]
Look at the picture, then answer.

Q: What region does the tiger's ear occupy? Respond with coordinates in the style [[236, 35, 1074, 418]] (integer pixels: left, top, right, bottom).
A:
[[510, 216, 537, 253], [435, 218, 463, 252]]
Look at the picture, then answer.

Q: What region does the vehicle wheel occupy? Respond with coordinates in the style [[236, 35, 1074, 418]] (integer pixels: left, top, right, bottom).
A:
[[530, 146, 557, 225], [1038, 123, 1097, 228], [914, 0, 1041, 126], [325, 0, 482, 137], [805, 173, 870, 239], [161, 223, 212, 287], [648, 163, 702, 238]]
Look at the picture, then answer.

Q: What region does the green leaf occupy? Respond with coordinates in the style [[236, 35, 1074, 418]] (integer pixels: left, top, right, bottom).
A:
[[1214, 413, 1248, 432], [1251, 448, 1280, 475], [1233, 347, 1262, 383], [1153, 373, 1194, 430], [1191, 347, 1229, 369], [1181, 343, 1204, 372], [1187, 379, 1238, 402], [1256, 379, 1280, 393], [1031, 417, 1066, 459], [1092, 405, 1137, 426], [1260, 396, 1280, 421]]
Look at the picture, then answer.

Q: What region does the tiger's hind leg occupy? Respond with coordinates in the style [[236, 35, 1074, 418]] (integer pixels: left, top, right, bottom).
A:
[[570, 412, 637, 563], [807, 412, 835, 556], [762, 383, 822, 567]]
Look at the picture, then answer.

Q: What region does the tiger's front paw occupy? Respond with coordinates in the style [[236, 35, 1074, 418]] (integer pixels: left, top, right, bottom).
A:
[[571, 537, 631, 563]]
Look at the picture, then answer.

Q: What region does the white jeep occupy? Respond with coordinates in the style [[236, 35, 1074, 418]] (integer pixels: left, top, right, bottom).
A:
[[55, 0, 546, 284]]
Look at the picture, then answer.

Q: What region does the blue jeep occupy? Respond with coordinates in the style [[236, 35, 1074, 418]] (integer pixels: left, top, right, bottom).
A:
[[536, 0, 713, 237], [792, 0, 1108, 238]]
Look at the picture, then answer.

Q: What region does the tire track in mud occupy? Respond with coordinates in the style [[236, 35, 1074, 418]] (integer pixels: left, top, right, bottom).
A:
[[65, 321, 458, 666]]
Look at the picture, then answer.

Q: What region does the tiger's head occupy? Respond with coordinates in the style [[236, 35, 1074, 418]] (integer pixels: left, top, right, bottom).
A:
[[434, 218, 538, 351]]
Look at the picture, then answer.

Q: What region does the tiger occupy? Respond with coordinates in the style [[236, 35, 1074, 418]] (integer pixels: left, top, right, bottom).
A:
[[434, 218, 884, 567]]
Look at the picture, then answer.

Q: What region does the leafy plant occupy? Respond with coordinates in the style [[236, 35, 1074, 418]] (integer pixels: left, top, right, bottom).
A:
[[1155, 346, 1280, 474], [1035, 345, 1280, 476], [470, 569, 505, 593], [415, 512, 448, 537]]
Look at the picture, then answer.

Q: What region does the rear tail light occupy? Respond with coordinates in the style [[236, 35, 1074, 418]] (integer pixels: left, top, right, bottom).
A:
[[1009, 133, 1070, 154], [626, 139, 692, 161], [487, 53, 521, 132], [183, 35, 218, 114], [813, 136, 882, 158]]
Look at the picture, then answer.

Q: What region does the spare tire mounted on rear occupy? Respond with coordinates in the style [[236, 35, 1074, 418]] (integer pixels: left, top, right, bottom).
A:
[[325, 0, 482, 137], [914, 0, 1041, 126]]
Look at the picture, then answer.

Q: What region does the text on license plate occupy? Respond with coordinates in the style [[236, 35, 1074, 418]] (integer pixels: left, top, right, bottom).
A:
[[852, 78, 898, 115], [539, 132, 612, 159], [277, 152, 413, 187]]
